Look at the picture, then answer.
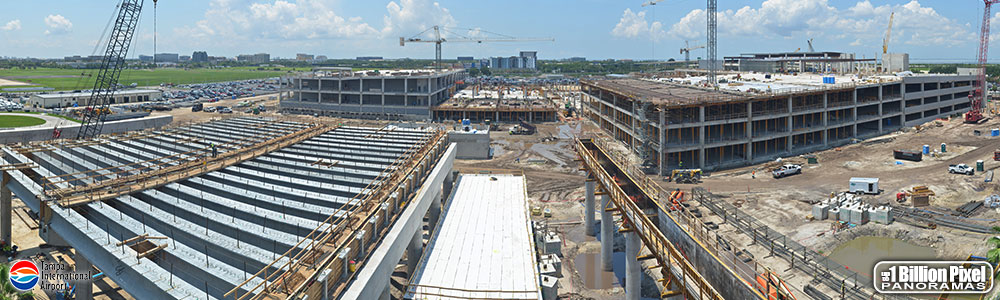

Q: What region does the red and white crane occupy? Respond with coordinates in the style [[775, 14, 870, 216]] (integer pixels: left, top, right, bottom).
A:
[[967, 0, 1000, 123]]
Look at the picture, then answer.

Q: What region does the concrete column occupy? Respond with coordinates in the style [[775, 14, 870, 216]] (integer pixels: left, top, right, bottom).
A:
[[443, 171, 454, 204], [75, 254, 93, 300], [406, 228, 423, 276], [380, 283, 391, 300], [584, 179, 596, 237], [625, 231, 641, 300], [745, 101, 753, 163], [599, 194, 613, 271], [658, 110, 666, 176], [698, 106, 706, 169], [429, 189, 442, 232], [1, 172, 10, 243]]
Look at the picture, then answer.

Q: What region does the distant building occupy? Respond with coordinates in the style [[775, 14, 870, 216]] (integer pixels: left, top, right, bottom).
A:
[[520, 51, 537, 69], [237, 53, 270, 64], [192, 51, 209, 63], [457, 56, 475, 61], [139, 55, 153, 63], [179, 55, 191, 62], [315, 55, 328, 61], [29, 89, 163, 109], [208, 56, 229, 63], [356, 56, 383, 61], [489, 51, 538, 70], [154, 53, 179, 63], [567, 57, 586, 62], [297, 54, 315, 61]]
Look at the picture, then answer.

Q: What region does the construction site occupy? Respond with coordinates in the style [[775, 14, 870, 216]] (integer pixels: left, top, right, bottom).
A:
[[7, 0, 1000, 300]]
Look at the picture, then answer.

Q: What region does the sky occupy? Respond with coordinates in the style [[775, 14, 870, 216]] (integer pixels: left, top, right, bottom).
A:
[[0, 0, 994, 62]]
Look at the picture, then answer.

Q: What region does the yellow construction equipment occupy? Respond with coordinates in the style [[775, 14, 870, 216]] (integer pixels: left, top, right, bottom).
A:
[[671, 169, 703, 184]]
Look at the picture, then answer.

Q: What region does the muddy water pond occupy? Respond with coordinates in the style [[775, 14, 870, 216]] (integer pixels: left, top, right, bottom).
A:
[[828, 236, 936, 276]]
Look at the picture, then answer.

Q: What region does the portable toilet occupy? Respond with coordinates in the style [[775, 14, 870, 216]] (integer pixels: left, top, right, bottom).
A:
[[849, 177, 880, 194]]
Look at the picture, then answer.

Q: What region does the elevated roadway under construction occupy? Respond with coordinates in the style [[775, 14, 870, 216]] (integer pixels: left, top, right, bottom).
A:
[[1, 116, 457, 300], [577, 137, 799, 300]]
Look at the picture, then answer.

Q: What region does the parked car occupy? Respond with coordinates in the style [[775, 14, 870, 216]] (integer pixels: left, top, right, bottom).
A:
[[192, 103, 203, 112], [203, 106, 216, 113], [771, 164, 802, 178], [949, 164, 975, 175], [218, 107, 233, 114]]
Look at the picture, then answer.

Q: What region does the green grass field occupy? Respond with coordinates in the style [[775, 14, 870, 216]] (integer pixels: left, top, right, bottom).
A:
[[0, 67, 296, 91], [5, 111, 81, 123], [0, 115, 46, 128]]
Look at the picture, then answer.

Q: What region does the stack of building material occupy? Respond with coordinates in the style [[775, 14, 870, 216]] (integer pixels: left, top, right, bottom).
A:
[[909, 186, 934, 207], [957, 201, 984, 217]]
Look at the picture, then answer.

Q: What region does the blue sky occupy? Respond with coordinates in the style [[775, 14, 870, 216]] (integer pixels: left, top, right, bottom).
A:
[[0, 0, 992, 62]]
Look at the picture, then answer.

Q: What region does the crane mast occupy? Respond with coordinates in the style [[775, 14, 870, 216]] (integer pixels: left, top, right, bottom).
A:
[[967, 0, 1000, 124], [77, 0, 145, 139]]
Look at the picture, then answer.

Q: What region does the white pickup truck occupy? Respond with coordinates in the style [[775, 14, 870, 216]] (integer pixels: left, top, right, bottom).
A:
[[771, 164, 802, 178], [949, 164, 975, 175]]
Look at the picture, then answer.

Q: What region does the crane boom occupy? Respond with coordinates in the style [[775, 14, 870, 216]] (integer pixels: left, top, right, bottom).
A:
[[967, 0, 1000, 124], [883, 12, 894, 54], [77, 0, 146, 139], [399, 26, 553, 70]]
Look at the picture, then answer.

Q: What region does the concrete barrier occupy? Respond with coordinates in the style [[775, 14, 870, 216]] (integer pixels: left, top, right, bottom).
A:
[[0, 115, 172, 144]]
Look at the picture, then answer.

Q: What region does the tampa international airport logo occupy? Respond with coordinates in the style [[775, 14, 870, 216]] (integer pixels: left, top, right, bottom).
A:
[[8, 260, 38, 291]]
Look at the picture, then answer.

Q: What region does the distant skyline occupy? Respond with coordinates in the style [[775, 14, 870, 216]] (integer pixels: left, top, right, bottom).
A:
[[0, 0, 997, 63]]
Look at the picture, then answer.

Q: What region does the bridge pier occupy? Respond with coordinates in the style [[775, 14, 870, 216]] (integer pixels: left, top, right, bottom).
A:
[[429, 189, 442, 232], [584, 179, 596, 236], [76, 253, 94, 300], [406, 227, 423, 276], [625, 230, 641, 300], [599, 194, 613, 271], [1, 172, 10, 243]]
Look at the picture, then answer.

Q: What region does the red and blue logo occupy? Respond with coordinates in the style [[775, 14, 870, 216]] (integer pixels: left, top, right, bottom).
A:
[[8, 260, 38, 291]]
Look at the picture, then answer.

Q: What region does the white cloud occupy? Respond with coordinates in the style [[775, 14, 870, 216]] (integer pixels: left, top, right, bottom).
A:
[[1, 20, 21, 31], [382, 0, 456, 38], [666, 0, 973, 48], [44, 15, 72, 35], [611, 9, 666, 41], [176, 0, 377, 42]]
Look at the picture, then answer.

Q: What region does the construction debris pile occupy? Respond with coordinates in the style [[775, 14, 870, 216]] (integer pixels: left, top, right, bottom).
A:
[[812, 193, 893, 225]]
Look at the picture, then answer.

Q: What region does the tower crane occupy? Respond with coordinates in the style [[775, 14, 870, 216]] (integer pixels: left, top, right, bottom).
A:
[[882, 11, 894, 55], [807, 38, 815, 52], [77, 0, 149, 139], [641, 0, 665, 7], [399, 26, 554, 70], [680, 41, 705, 62], [966, 0, 1000, 124]]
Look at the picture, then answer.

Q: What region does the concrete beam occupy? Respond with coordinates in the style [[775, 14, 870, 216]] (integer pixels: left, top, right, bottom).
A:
[[340, 144, 456, 300]]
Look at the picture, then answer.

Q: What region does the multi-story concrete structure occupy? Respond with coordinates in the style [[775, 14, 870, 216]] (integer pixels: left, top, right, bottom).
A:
[[489, 51, 538, 70], [296, 53, 315, 61], [281, 69, 466, 120], [582, 72, 975, 173]]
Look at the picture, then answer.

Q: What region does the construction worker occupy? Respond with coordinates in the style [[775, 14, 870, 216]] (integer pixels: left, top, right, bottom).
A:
[[211, 142, 217, 158], [678, 160, 683, 169]]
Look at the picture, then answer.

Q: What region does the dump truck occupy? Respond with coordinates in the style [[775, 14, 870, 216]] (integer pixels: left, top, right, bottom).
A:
[[509, 120, 536, 135]]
